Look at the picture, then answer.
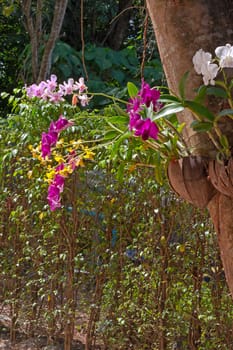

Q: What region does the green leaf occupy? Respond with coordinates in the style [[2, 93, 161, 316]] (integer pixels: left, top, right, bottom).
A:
[[178, 71, 189, 100], [127, 82, 138, 98], [217, 108, 233, 118], [104, 130, 120, 140], [112, 69, 125, 84], [184, 100, 215, 121], [96, 56, 112, 70], [194, 85, 207, 103], [206, 86, 228, 98], [1, 92, 10, 99], [111, 132, 131, 157], [152, 103, 184, 121], [58, 63, 72, 78], [107, 115, 129, 124], [191, 120, 213, 132], [159, 94, 181, 103]]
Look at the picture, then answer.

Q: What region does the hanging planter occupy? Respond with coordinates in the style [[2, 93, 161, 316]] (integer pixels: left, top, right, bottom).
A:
[[167, 156, 217, 208], [208, 158, 233, 198]]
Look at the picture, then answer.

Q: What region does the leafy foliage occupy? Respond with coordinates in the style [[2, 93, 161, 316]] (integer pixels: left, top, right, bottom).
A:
[[1, 91, 233, 349], [0, 11, 26, 115]]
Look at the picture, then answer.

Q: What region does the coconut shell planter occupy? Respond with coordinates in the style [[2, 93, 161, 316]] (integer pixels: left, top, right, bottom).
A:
[[167, 156, 217, 208], [208, 158, 233, 198]]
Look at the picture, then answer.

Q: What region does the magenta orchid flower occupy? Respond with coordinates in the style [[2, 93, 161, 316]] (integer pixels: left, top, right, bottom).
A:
[[134, 118, 159, 141], [53, 174, 65, 192], [49, 115, 74, 133], [127, 80, 161, 141], [47, 183, 62, 211], [41, 116, 73, 158], [139, 80, 161, 111], [47, 171, 66, 211], [41, 131, 59, 158]]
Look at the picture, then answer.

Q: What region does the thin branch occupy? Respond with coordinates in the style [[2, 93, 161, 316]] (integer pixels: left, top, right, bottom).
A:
[[109, 5, 144, 25], [101, 5, 143, 46]]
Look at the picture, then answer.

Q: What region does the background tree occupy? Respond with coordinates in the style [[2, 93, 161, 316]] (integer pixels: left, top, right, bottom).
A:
[[21, 0, 68, 82], [146, 0, 233, 297]]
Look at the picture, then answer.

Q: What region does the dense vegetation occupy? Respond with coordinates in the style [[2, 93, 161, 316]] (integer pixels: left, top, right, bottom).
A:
[[1, 1, 233, 349]]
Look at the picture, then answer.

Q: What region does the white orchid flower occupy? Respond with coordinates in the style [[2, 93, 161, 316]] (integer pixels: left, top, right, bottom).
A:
[[192, 49, 219, 85], [201, 62, 219, 85], [192, 49, 212, 74], [215, 43, 233, 68]]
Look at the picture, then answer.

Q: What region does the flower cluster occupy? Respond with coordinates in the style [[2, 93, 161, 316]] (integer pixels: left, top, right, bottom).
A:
[[26, 75, 98, 211], [41, 115, 74, 158], [39, 116, 75, 210], [47, 164, 66, 211], [26, 75, 89, 105], [127, 80, 161, 140], [30, 134, 94, 211], [193, 43, 233, 85]]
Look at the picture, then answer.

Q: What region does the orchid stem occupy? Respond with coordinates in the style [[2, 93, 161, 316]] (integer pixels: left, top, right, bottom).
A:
[[88, 92, 127, 105]]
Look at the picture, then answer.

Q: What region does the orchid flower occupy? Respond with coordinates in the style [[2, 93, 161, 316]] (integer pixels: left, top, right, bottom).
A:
[[215, 43, 233, 68], [192, 49, 219, 85], [127, 80, 160, 140]]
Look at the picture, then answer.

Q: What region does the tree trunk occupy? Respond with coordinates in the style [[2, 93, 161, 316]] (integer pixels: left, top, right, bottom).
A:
[[146, 0, 233, 297], [21, 0, 68, 83], [22, 0, 43, 81], [38, 0, 68, 82]]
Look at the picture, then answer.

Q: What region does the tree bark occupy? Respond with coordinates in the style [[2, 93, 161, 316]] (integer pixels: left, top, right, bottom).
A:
[[208, 193, 233, 297], [22, 0, 42, 81], [21, 0, 68, 83], [146, 0, 233, 298], [38, 0, 68, 82]]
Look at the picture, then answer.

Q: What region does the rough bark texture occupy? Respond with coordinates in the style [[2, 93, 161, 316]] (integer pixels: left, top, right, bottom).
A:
[[208, 193, 233, 298], [146, 0, 233, 298]]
